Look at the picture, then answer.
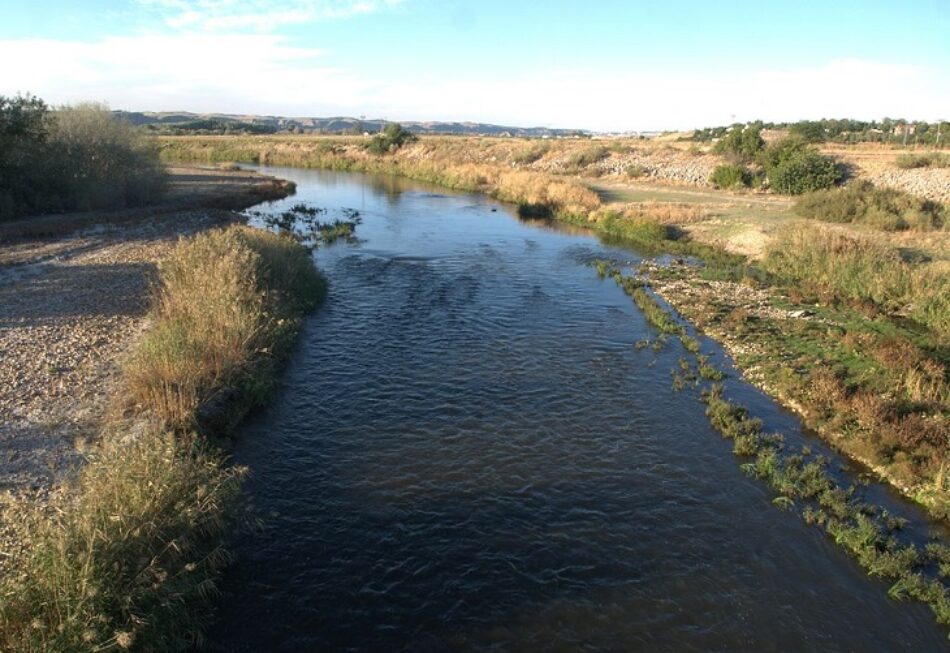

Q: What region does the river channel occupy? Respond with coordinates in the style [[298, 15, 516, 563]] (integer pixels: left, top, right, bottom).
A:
[[207, 167, 948, 652]]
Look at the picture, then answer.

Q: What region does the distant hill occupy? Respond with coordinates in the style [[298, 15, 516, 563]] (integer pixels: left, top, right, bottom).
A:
[[114, 111, 588, 137]]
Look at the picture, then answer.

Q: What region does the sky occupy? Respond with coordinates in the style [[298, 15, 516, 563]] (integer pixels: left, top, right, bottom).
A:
[[0, 0, 948, 131]]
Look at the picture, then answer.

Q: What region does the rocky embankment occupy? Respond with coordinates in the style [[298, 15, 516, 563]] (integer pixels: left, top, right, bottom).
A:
[[0, 167, 292, 493], [532, 148, 720, 186]]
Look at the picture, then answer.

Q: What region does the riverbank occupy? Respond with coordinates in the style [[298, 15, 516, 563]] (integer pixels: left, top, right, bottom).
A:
[[0, 167, 327, 649], [0, 166, 295, 492], [157, 139, 948, 523]]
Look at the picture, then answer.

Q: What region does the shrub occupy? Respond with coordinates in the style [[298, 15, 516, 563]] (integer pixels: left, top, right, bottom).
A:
[[713, 123, 765, 161], [365, 122, 416, 155], [566, 145, 609, 169], [0, 96, 165, 220], [511, 142, 549, 165], [625, 163, 649, 178], [794, 181, 945, 231], [760, 138, 841, 195], [710, 164, 749, 188], [895, 152, 950, 169]]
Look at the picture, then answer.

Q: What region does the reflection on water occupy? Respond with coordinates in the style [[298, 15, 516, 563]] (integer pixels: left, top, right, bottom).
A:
[[207, 167, 949, 652]]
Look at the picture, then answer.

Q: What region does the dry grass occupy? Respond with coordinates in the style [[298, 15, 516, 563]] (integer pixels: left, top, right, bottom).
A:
[[0, 225, 326, 650], [763, 224, 950, 338], [0, 435, 244, 651], [124, 226, 326, 428]]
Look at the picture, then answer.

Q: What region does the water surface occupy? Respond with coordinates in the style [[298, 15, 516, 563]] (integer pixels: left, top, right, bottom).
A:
[[209, 167, 948, 652]]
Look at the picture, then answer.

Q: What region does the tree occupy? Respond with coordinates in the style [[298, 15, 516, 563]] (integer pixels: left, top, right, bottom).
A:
[[713, 122, 765, 162], [759, 137, 841, 195], [0, 94, 54, 219], [365, 122, 417, 154]]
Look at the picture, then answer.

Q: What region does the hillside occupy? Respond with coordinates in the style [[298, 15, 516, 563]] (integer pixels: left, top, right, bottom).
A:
[[114, 110, 588, 137]]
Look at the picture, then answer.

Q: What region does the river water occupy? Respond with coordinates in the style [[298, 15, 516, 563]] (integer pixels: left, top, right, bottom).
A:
[[207, 167, 948, 652]]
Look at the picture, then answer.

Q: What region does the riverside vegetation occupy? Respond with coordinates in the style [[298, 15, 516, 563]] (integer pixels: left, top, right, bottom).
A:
[[0, 221, 327, 648], [156, 130, 948, 521], [0, 95, 165, 221], [593, 261, 950, 635]]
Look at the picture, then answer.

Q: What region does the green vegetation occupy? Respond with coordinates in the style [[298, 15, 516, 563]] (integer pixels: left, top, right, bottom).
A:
[[0, 94, 165, 221], [365, 122, 417, 154], [566, 144, 610, 169], [762, 225, 950, 336], [712, 123, 764, 161], [692, 118, 950, 147], [759, 137, 841, 195], [794, 181, 946, 231], [0, 226, 327, 650], [895, 152, 950, 169], [511, 142, 550, 165], [601, 264, 950, 632], [710, 164, 750, 188], [125, 225, 327, 429]]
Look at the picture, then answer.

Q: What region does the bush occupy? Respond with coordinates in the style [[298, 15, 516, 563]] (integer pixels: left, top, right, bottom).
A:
[[760, 138, 840, 195], [710, 164, 749, 188], [794, 181, 945, 231], [365, 122, 416, 155], [511, 142, 549, 165], [713, 123, 765, 161], [566, 145, 609, 169], [895, 152, 950, 169], [0, 96, 165, 220]]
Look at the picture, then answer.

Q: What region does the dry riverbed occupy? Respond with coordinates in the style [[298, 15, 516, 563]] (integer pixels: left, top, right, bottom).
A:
[[0, 167, 292, 493]]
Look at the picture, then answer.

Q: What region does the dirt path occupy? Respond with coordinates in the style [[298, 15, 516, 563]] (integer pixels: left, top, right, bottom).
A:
[[0, 167, 291, 492]]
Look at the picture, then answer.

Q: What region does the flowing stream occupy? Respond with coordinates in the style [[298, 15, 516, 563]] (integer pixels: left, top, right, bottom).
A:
[[207, 167, 948, 652]]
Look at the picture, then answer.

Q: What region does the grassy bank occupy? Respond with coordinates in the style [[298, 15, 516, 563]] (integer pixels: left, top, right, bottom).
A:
[[0, 225, 326, 651], [597, 263, 950, 635]]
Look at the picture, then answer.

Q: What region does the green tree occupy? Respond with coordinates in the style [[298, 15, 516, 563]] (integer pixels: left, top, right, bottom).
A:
[[713, 122, 765, 161], [366, 122, 417, 154], [759, 137, 841, 195]]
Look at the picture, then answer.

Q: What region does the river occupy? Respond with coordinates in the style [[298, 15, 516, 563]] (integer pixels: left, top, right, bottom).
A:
[[206, 167, 948, 652]]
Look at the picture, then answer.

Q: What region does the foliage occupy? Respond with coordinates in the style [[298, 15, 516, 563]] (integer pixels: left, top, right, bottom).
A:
[[895, 152, 950, 169], [710, 164, 750, 188], [0, 95, 165, 221], [762, 224, 950, 337], [713, 123, 764, 161], [125, 225, 327, 428], [365, 122, 417, 155], [759, 137, 841, 194], [565, 145, 610, 169], [794, 181, 946, 231]]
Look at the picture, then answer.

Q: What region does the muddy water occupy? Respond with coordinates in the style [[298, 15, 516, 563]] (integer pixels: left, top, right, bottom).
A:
[[207, 168, 948, 652]]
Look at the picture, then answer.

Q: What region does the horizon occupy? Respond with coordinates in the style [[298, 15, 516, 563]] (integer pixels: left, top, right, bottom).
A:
[[1, 0, 948, 132]]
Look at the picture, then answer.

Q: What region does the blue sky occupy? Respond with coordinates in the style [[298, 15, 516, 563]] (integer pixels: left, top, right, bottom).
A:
[[1, 0, 947, 130]]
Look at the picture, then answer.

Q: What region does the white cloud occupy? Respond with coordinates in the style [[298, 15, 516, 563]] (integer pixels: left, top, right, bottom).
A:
[[1, 29, 945, 131], [136, 0, 404, 31]]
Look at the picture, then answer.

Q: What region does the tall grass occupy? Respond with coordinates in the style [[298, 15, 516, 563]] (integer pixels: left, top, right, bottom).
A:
[[895, 152, 950, 169], [125, 226, 326, 428], [0, 225, 326, 650], [0, 436, 244, 651], [763, 225, 950, 337]]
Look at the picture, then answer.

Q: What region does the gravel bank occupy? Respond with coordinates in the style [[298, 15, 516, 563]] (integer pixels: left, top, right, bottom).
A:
[[0, 168, 291, 493]]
